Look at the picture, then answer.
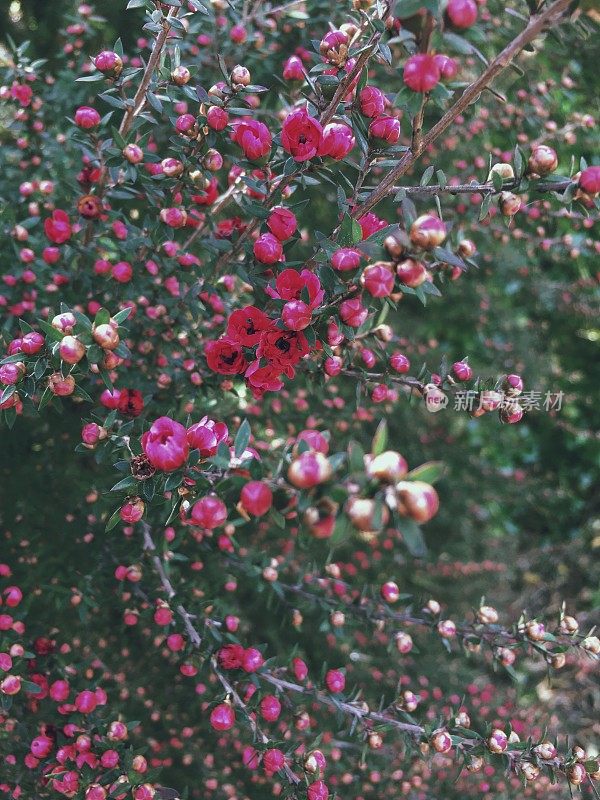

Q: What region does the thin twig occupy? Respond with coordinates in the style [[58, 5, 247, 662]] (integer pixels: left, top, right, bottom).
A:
[[352, 0, 573, 219]]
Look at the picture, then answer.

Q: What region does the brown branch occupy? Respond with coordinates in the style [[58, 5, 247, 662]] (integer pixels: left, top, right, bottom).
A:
[[352, 0, 573, 220], [260, 672, 424, 735], [119, 6, 179, 138], [387, 177, 573, 199], [341, 369, 426, 393]]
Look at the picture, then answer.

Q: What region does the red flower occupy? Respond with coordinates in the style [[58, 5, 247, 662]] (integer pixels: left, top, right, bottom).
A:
[[231, 119, 272, 161], [217, 643, 245, 670], [117, 389, 144, 417], [227, 306, 274, 346], [205, 338, 248, 375], [266, 268, 324, 309], [142, 417, 189, 472], [245, 361, 284, 396], [11, 82, 33, 107], [281, 108, 323, 162], [256, 328, 310, 375], [44, 210, 72, 244], [267, 207, 297, 241]]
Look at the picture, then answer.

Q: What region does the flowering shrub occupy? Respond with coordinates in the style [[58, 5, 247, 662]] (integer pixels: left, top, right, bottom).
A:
[[0, 0, 598, 799]]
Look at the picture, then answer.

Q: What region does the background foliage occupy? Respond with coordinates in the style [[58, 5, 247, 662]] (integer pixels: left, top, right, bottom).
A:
[[0, 0, 599, 798]]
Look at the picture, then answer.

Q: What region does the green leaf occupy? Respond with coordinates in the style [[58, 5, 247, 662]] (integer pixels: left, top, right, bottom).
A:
[[395, 0, 428, 18], [234, 419, 251, 457], [94, 308, 111, 326], [113, 307, 133, 324], [400, 518, 427, 557], [110, 476, 139, 492], [37, 320, 64, 342], [105, 507, 122, 532], [338, 213, 362, 246], [348, 440, 365, 472], [491, 170, 504, 192], [371, 419, 388, 456], [22, 680, 43, 694], [406, 461, 445, 484], [420, 166, 435, 186]]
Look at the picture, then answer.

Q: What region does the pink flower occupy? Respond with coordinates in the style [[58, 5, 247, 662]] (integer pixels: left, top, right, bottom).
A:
[[266, 268, 324, 309], [340, 297, 368, 328], [361, 263, 395, 297], [253, 233, 283, 264], [331, 248, 362, 271], [206, 106, 228, 131], [359, 86, 386, 118], [369, 116, 401, 144], [74, 106, 101, 129], [142, 417, 189, 472], [318, 123, 355, 160], [403, 54, 441, 93], [187, 417, 229, 457], [281, 108, 323, 162], [232, 119, 272, 161], [44, 210, 72, 244], [267, 207, 297, 241], [358, 212, 387, 239], [10, 82, 32, 107], [282, 55, 304, 81]]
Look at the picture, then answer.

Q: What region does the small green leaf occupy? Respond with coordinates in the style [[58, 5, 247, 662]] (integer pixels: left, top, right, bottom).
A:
[[105, 507, 122, 532], [371, 419, 388, 456], [400, 518, 427, 557], [406, 461, 445, 484], [234, 419, 251, 457]]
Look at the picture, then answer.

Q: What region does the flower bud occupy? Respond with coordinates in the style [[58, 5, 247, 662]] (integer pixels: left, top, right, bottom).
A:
[[365, 451, 408, 482], [527, 144, 558, 177], [59, 335, 86, 364], [410, 214, 446, 250], [487, 729, 508, 753], [171, 66, 191, 86], [396, 258, 427, 288], [345, 497, 389, 532], [559, 615, 579, 635], [431, 729, 453, 753], [94, 50, 123, 78], [487, 163, 514, 183], [93, 323, 120, 350], [230, 65, 251, 87], [395, 631, 413, 653], [499, 191, 521, 216], [472, 604, 498, 627]]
